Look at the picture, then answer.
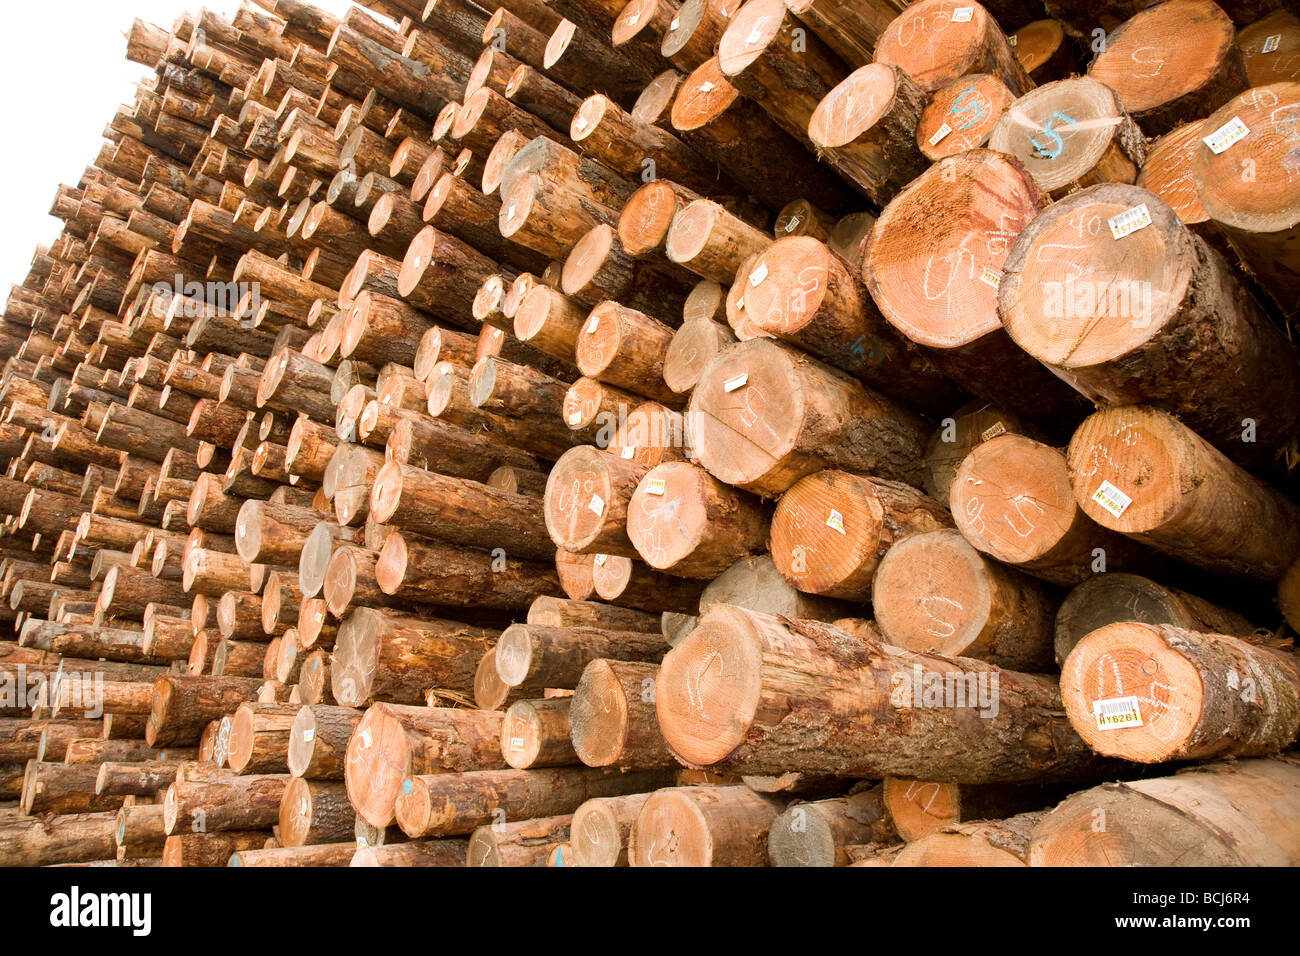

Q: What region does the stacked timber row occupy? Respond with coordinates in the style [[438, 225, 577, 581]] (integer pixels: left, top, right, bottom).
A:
[[0, 0, 1298, 867]]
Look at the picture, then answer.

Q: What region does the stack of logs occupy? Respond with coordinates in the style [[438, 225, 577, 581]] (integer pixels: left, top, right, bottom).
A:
[[1, 0, 1299, 868]]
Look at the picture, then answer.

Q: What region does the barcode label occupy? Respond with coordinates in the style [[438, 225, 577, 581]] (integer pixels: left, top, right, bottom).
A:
[[980, 421, 1006, 442], [509, 736, 525, 752], [784, 216, 800, 232], [302, 729, 314, 742], [645, 477, 666, 496], [1203, 116, 1249, 154], [951, 6, 973, 21], [588, 494, 605, 516], [1263, 34, 1281, 54], [979, 266, 1001, 289], [1108, 204, 1151, 240], [1091, 480, 1132, 517], [724, 373, 748, 392], [1093, 696, 1142, 729], [748, 262, 768, 286], [928, 122, 952, 146], [1007, 34, 1016, 46], [825, 509, 845, 534], [594, 553, 608, 567]]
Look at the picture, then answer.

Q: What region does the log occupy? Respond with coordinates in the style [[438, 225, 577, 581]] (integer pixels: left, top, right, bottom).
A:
[[630, 785, 779, 866], [881, 777, 1060, 843], [917, 73, 1016, 160], [494, 622, 667, 694], [1028, 757, 1300, 866], [344, 704, 506, 828], [526, 596, 661, 633], [875, 0, 1031, 94], [1065, 405, 1300, 579], [1088, 0, 1247, 137], [227, 702, 298, 774], [1000, 184, 1299, 456], [570, 658, 674, 769], [161, 831, 267, 867], [162, 772, 288, 834], [501, 697, 576, 769], [871, 528, 1056, 671], [686, 338, 929, 496], [1060, 622, 1299, 762], [893, 810, 1045, 866], [807, 63, 929, 205], [350, 840, 467, 866], [1192, 82, 1300, 320], [769, 469, 952, 600], [543, 445, 648, 557], [950, 434, 1144, 585], [146, 674, 263, 747], [656, 605, 1109, 781], [278, 777, 355, 846], [394, 766, 671, 837], [861, 149, 1082, 422], [625, 462, 769, 578], [767, 788, 896, 866], [287, 704, 361, 780], [466, 812, 570, 866], [700, 553, 850, 623], [330, 606, 497, 706]]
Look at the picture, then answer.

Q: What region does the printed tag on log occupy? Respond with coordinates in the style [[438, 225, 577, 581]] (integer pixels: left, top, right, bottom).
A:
[[645, 477, 666, 496], [620, 446, 635, 459], [1262, 34, 1281, 53], [723, 373, 748, 392], [980, 421, 1006, 442], [588, 494, 605, 516], [825, 509, 845, 534], [951, 7, 974, 22], [979, 266, 1001, 289], [1091, 479, 1132, 517], [586, 315, 600, 334], [509, 736, 525, 752], [748, 262, 768, 286], [1202, 116, 1249, 154], [928, 122, 953, 146], [594, 553, 608, 567], [302, 729, 314, 742], [1093, 696, 1142, 729], [1107, 204, 1151, 240]]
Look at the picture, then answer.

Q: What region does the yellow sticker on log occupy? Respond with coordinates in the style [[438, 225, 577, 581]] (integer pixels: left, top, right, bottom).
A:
[[1093, 696, 1142, 729], [979, 266, 1002, 289], [509, 736, 526, 752], [928, 123, 953, 146], [1091, 479, 1132, 518], [645, 477, 666, 496], [1263, 34, 1281, 53], [980, 421, 1006, 442], [1203, 116, 1249, 154], [825, 509, 845, 534], [1107, 204, 1151, 240], [951, 7, 974, 22]]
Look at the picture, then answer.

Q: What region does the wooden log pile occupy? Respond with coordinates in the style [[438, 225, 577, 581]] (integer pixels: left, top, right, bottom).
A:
[[0, 0, 1297, 868]]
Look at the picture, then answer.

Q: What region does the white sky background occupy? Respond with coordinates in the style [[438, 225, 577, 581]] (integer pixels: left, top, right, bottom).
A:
[[0, 0, 360, 297]]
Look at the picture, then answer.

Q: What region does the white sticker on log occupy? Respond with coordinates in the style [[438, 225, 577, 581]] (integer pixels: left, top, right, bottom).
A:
[[1007, 34, 1016, 46], [620, 446, 635, 459], [360, 728, 372, 748], [594, 553, 608, 567], [588, 494, 605, 516], [568, 411, 582, 425], [723, 373, 748, 392], [1107, 204, 1151, 240], [980, 421, 1007, 442], [574, 116, 589, 132], [1262, 34, 1281, 54], [626, 12, 640, 26], [669, 17, 680, 30], [1203, 116, 1249, 154], [1093, 695, 1142, 729], [302, 729, 314, 742], [928, 123, 952, 146], [645, 477, 666, 496], [1091, 479, 1132, 517], [746, 17, 769, 44], [586, 315, 600, 334], [509, 736, 526, 752], [978, 266, 1001, 289], [748, 262, 768, 286], [950, 7, 974, 22], [699, 81, 715, 93], [825, 509, 845, 534]]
